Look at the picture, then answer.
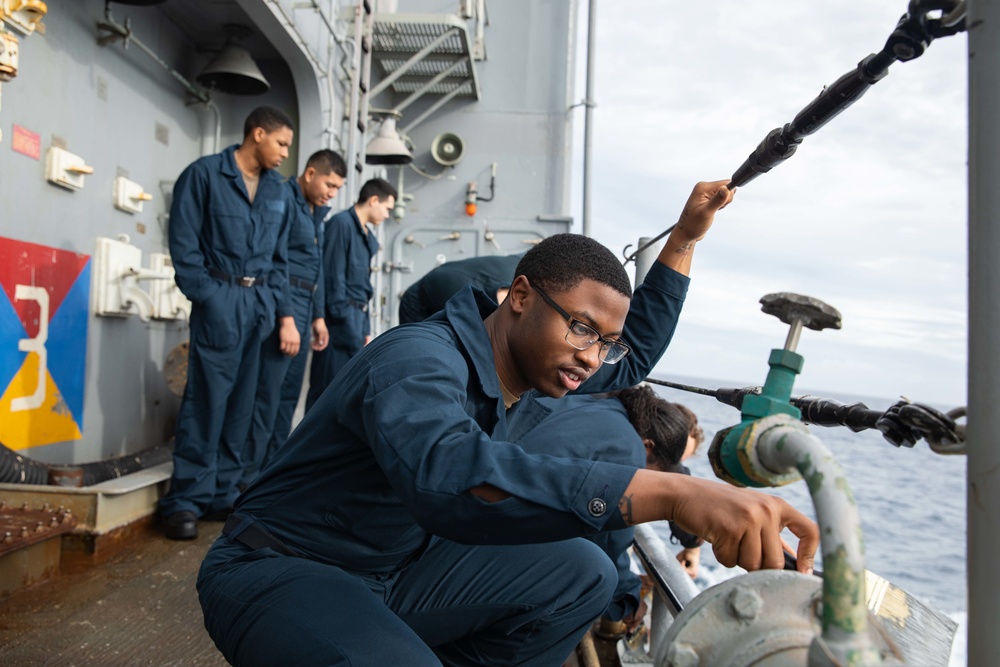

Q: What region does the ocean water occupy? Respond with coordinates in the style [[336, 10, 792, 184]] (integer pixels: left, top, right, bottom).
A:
[[646, 375, 967, 664]]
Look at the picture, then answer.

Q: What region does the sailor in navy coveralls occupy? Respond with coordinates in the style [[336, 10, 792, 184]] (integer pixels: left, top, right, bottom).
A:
[[161, 107, 295, 541], [398, 253, 524, 325], [240, 150, 347, 486], [198, 182, 819, 666], [305, 178, 396, 411]]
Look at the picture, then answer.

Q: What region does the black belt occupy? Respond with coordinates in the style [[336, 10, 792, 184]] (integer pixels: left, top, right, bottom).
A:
[[349, 300, 369, 313], [288, 276, 317, 293], [223, 514, 298, 557], [210, 268, 266, 288]]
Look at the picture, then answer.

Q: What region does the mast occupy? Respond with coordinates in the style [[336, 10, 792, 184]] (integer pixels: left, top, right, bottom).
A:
[[581, 0, 597, 237], [967, 0, 999, 663]]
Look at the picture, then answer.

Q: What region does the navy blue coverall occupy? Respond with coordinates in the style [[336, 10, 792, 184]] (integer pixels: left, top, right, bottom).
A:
[[515, 394, 645, 622], [240, 179, 329, 485], [161, 145, 290, 518], [398, 253, 523, 324], [198, 261, 688, 666], [305, 206, 379, 410]]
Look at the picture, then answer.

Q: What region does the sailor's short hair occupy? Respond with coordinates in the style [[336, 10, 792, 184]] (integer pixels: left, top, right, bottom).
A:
[[514, 233, 631, 298]]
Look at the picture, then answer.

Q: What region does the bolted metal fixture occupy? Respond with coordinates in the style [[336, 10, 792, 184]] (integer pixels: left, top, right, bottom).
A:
[[727, 586, 764, 622], [196, 25, 269, 96], [661, 570, 902, 666], [365, 117, 412, 165], [666, 642, 700, 667]]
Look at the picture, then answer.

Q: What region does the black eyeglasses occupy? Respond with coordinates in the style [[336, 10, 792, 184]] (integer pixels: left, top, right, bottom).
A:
[[531, 283, 632, 364]]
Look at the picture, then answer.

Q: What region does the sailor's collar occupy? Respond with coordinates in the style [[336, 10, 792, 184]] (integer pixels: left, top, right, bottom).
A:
[[443, 285, 504, 401], [219, 144, 283, 185], [288, 179, 329, 219]]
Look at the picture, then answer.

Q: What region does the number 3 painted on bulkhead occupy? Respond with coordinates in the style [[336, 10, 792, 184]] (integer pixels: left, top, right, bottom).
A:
[[11, 284, 48, 412]]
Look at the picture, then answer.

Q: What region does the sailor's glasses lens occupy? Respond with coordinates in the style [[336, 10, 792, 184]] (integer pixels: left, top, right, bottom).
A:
[[531, 284, 632, 365]]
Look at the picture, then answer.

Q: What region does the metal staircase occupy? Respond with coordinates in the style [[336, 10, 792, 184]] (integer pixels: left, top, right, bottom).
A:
[[343, 2, 484, 191]]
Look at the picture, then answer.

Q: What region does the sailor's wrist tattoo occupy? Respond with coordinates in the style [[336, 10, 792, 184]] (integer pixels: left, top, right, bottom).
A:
[[619, 494, 636, 526]]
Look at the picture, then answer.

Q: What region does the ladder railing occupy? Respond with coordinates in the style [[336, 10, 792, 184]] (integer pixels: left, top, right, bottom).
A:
[[344, 0, 374, 199]]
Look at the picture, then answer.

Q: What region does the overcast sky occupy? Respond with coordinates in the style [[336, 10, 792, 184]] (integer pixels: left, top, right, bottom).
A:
[[571, 1, 968, 407]]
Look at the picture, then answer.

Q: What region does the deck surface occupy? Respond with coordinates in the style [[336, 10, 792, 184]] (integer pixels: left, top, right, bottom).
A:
[[0, 518, 230, 667]]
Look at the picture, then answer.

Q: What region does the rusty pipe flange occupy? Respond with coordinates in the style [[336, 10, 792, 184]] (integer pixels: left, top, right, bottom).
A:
[[658, 570, 901, 667], [736, 414, 804, 488], [708, 427, 745, 487]]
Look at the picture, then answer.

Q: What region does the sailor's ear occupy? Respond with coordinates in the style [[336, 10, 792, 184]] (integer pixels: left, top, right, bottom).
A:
[[642, 438, 661, 470], [507, 275, 530, 313]]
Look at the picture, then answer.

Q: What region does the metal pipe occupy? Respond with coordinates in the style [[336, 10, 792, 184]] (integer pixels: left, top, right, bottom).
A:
[[198, 100, 222, 156], [97, 5, 209, 105], [264, 0, 328, 77], [369, 27, 460, 98], [307, 0, 346, 48], [633, 524, 699, 616], [632, 236, 661, 287], [343, 1, 369, 220], [749, 416, 882, 666], [967, 1, 1000, 663], [264, 0, 335, 158], [633, 524, 698, 662], [581, 0, 597, 237], [475, 0, 486, 57], [783, 318, 803, 352], [98, 4, 222, 155]]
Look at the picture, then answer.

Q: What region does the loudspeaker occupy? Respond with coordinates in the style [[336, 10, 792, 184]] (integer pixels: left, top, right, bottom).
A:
[[430, 132, 465, 167]]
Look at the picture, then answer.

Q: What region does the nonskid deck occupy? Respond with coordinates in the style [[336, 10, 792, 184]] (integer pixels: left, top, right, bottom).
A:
[[0, 518, 229, 667]]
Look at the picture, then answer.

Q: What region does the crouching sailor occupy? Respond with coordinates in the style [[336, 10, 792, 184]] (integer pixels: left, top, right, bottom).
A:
[[197, 180, 819, 666]]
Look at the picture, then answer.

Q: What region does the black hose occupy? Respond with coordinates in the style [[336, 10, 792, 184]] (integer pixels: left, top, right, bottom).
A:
[[0, 440, 174, 486], [0, 444, 50, 485]]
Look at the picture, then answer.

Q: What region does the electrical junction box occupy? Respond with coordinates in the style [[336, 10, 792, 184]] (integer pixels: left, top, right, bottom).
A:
[[45, 146, 93, 191], [148, 253, 190, 321], [0, 30, 18, 81], [113, 176, 153, 214], [92, 236, 142, 318], [1, 1, 47, 36]]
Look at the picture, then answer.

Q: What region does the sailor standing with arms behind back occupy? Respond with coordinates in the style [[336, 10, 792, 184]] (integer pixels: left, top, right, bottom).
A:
[[160, 106, 295, 541]]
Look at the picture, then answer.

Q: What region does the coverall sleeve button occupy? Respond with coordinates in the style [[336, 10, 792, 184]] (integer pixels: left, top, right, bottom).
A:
[[587, 498, 607, 517]]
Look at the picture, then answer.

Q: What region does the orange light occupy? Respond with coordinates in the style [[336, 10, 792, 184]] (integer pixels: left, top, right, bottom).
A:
[[465, 202, 477, 217]]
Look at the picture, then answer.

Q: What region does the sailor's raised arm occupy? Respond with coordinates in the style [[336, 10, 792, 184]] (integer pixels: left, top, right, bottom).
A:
[[586, 179, 735, 391], [657, 179, 735, 276]]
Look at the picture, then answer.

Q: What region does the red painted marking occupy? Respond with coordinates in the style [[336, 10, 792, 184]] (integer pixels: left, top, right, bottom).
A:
[[0, 237, 89, 338], [10, 125, 41, 160]]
